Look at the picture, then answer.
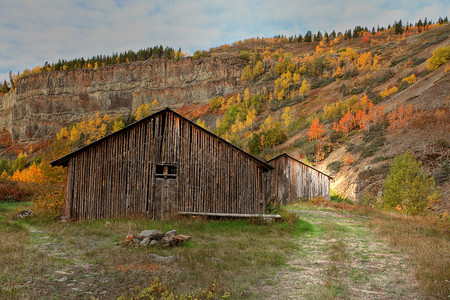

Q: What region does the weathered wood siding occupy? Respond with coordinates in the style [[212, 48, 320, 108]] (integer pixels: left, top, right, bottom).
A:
[[266, 154, 331, 204], [64, 110, 267, 220]]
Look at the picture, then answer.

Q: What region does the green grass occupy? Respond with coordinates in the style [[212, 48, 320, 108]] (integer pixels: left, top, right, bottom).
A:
[[0, 201, 31, 213], [0, 202, 308, 299]]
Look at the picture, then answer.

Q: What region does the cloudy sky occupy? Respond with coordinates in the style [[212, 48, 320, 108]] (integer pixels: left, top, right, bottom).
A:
[[1, 0, 449, 82]]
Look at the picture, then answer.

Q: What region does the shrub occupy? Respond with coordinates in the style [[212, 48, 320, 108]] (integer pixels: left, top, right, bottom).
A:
[[293, 136, 308, 148], [383, 152, 439, 215], [330, 190, 353, 204], [0, 159, 11, 175], [11, 154, 28, 172], [114, 277, 227, 300], [31, 183, 65, 218], [361, 136, 386, 158], [411, 57, 427, 67], [238, 51, 251, 60], [279, 208, 299, 225], [327, 130, 343, 143], [343, 68, 359, 79], [327, 161, 342, 172], [434, 159, 450, 185], [310, 76, 336, 89], [435, 138, 450, 149], [208, 97, 222, 112], [346, 142, 363, 153], [264, 126, 287, 148], [302, 140, 317, 161], [192, 50, 209, 60], [0, 180, 24, 201], [350, 86, 365, 95], [371, 94, 384, 105], [365, 70, 394, 88], [426, 46, 450, 70], [339, 84, 350, 96], [362, 123, 385, 143], [343, 154, 355, 165], [247, 133, 262, 156]]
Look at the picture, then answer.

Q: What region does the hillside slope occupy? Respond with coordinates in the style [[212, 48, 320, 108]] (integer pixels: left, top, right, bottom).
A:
[[0, 23, 449, 210]]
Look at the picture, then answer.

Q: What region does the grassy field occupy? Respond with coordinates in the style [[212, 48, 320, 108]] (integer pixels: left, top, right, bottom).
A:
[[0, 201, 448, 299], [0, 201, 307, 299]]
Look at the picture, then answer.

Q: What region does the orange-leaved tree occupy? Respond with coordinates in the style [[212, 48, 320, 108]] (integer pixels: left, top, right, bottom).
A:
[[308, 118, 324, 141]]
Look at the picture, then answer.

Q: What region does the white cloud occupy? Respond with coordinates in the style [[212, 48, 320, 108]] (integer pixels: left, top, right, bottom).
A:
[[0, 0, 449, 81]]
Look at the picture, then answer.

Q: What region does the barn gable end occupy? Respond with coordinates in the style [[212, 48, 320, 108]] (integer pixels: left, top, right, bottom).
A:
[[266, 153, 332, 204], [52, 108, 272, 220]]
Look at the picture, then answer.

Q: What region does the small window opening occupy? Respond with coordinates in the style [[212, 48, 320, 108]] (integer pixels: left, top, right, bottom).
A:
[[155, 163, 177, 179]]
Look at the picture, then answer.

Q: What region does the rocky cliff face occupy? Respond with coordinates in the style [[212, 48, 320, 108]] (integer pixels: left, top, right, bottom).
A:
[[0, 57, 244, 142]]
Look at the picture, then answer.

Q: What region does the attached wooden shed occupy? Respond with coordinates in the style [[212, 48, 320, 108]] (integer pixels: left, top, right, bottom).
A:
[[51, 108, 272, 220], [266, 153, 332, 204]]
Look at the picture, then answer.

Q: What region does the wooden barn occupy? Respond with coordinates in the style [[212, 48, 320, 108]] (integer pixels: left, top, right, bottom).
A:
[[51, 108, 272, 220], [266, 153, 332, 204]]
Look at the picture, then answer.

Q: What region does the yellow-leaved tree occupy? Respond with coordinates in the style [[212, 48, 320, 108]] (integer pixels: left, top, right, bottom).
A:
[[281, 107, 293, 127], [299, 79, 310, 98]]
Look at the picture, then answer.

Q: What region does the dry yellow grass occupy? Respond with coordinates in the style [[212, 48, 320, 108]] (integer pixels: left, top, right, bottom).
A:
[[368, 212, 450, 298]]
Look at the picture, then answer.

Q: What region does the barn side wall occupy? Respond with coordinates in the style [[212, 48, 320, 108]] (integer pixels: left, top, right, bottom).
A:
[[65, 111, 265, 220], [267, 155, 331, 204]]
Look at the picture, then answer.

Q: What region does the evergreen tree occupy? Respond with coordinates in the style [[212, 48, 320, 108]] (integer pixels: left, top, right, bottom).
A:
[[330, 30, 336, 40], [315, 31, 323, 41], [304, 31, 312, 42], [394, 19, 403, 34]]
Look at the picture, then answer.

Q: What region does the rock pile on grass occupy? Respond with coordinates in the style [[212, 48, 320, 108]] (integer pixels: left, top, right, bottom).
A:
[[126, 230, 191, 247]]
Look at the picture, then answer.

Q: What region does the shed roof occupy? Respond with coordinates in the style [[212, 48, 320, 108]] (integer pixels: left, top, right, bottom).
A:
[[51, 107, 272, 171], [267, 153, 333, 179]]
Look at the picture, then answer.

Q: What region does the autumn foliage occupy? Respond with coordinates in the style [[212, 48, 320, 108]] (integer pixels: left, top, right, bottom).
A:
[[308, 119, 324, 141], [387, 103, 423, 130], [380, 85, 398, 98]]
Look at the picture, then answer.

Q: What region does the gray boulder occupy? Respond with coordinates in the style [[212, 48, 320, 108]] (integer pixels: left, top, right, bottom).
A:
[[166, 230, 177, 237], [139, 230, 164, 239], [149, 240, 159, 246], [139, 237, 151, 247]]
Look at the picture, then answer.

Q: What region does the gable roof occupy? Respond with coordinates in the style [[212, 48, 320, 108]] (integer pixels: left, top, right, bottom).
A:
[[51, 107, 272, 171], [267, 153, 333, 179]]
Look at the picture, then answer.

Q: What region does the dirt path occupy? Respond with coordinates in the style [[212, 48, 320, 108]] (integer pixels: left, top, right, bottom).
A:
[[255, 208, 423, 299], [23, 224, 109, 299]]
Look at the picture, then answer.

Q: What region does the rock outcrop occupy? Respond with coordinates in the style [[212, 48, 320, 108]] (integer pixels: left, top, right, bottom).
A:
[[0, 57, 244, 142]]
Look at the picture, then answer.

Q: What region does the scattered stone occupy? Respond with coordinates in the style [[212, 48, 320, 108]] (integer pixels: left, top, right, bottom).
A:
[[55, 270, 73, 275], [139, 237, 151, 247], [148, 254, 180, 264], [177, 234, 192, 241], [139, 230, 164, 239], [210, 257, 224, 263], [166, 230, 177, 237], [17, 210, 34, 218], [126, 229, 191, 247], [4, 195, 17, 202]]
